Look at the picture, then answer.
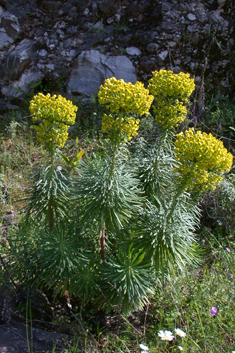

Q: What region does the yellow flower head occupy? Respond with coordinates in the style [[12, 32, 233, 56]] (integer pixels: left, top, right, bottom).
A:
[[174, 128, 233, 192], [98, 77, 154, 142], [29, 93, 77, 149], [102, 113, 140, 142], [98, 77, 154, 116], [148, 70, 195, 129]]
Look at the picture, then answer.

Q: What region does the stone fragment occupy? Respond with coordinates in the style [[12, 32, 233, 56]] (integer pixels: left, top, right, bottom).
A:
[[1, 69, 44, 99], [187, 24, 198, 33], [0, 6, 4, 17], [126, 46, 141, 56], [1, 39, 35, 80], [67, 50, 136, 97], [46, 63, 55, 71], [187, 13, 196, 21], [146, 42, 159, 53], [208, 10, 224, 25], [158, 50, 168, 61], [168, 41, 177, 48], [0, 27, 14, 49], [1, 11, 20, 40], [162, 20, 178, 33], [38, 49, 48, 58]]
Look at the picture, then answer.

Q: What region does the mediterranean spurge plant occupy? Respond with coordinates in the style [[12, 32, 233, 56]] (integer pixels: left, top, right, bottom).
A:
[[7, 71, 233, 316], [27, 93, 77, 230]]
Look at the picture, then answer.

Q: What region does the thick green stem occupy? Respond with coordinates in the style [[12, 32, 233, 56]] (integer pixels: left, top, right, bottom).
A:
[[166, 183, 187, 222], [48, 148, 55, 231], [100, 219, 106, 261]]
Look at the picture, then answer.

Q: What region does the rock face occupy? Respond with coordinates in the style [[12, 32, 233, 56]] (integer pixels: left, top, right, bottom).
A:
[[0, 0, 234, 110], [67, 50, 137, 96], [1, 39, 36, 81]]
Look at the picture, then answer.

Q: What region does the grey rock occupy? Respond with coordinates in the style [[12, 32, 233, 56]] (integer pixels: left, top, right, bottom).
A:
[[93, 21, 104, 31], [187, 13, 196, 21], [208, 10, 224, 25], [46, 63, 55, 71], [38, 49, 48, 58], [115, 14, 121, 21], [107, 17, 114, 24], [0, 5, 4, 17], [158, 50, 168, 61], [184, 56, 192, 64], [0, 321, 72, 353], [1, 11, 20, 41], [189, 62, 196, 69], [67, 50, 137, 97], [1, 68, 44, 98], [162, 2, 175, 11], [168, 41, 177, 48], [191, 33, 200, 45], [196, 11, 207, 23], [126, 46, 141, 56], [179, 16, 187, 24], [187, 24, 198, 33], [0, 27, 14, 49], [83, 8, 89, 16], [68, 49, 77, 58], [1, 39, 35, 80], [146, 42, 159, 53], [217, 0, 226, 9], [162, 20, 178, 34], [63, 37, 73, 49], [37, 63, 45, 70], [173, 66, 181, 74]]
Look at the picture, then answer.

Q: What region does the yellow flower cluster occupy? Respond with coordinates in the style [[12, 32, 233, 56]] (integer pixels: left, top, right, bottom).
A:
[[29, 93, 77, 149], [148, 70, 195, 129], [98, 77, 154, 115], [102, 113, 140, 142], [152, 99, 187, 130], [174, 128, 233, 192], [98, 77, 153, 142]]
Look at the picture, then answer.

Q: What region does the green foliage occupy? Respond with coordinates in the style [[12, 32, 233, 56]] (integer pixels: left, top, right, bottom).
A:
[[204, 97, 235, 152], [7, 219, 87, 295], [134, 194, 200, 275], [25, 164, 72, 226], [73, 148, 141, 234], [143, 241, 235, 353], [135, 135, 178, 198], [201, 173, 235, 239], [99, 244, 154, 315]]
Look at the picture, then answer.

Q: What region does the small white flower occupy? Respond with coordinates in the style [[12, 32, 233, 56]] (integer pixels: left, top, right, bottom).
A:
[[178, 346, 184, 351], [139, 344, 149, 351], [158, 330, 174, 341], [174, 329, 186, 338], [67, 303, 72, 309], [56, 165, 62, 171]]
